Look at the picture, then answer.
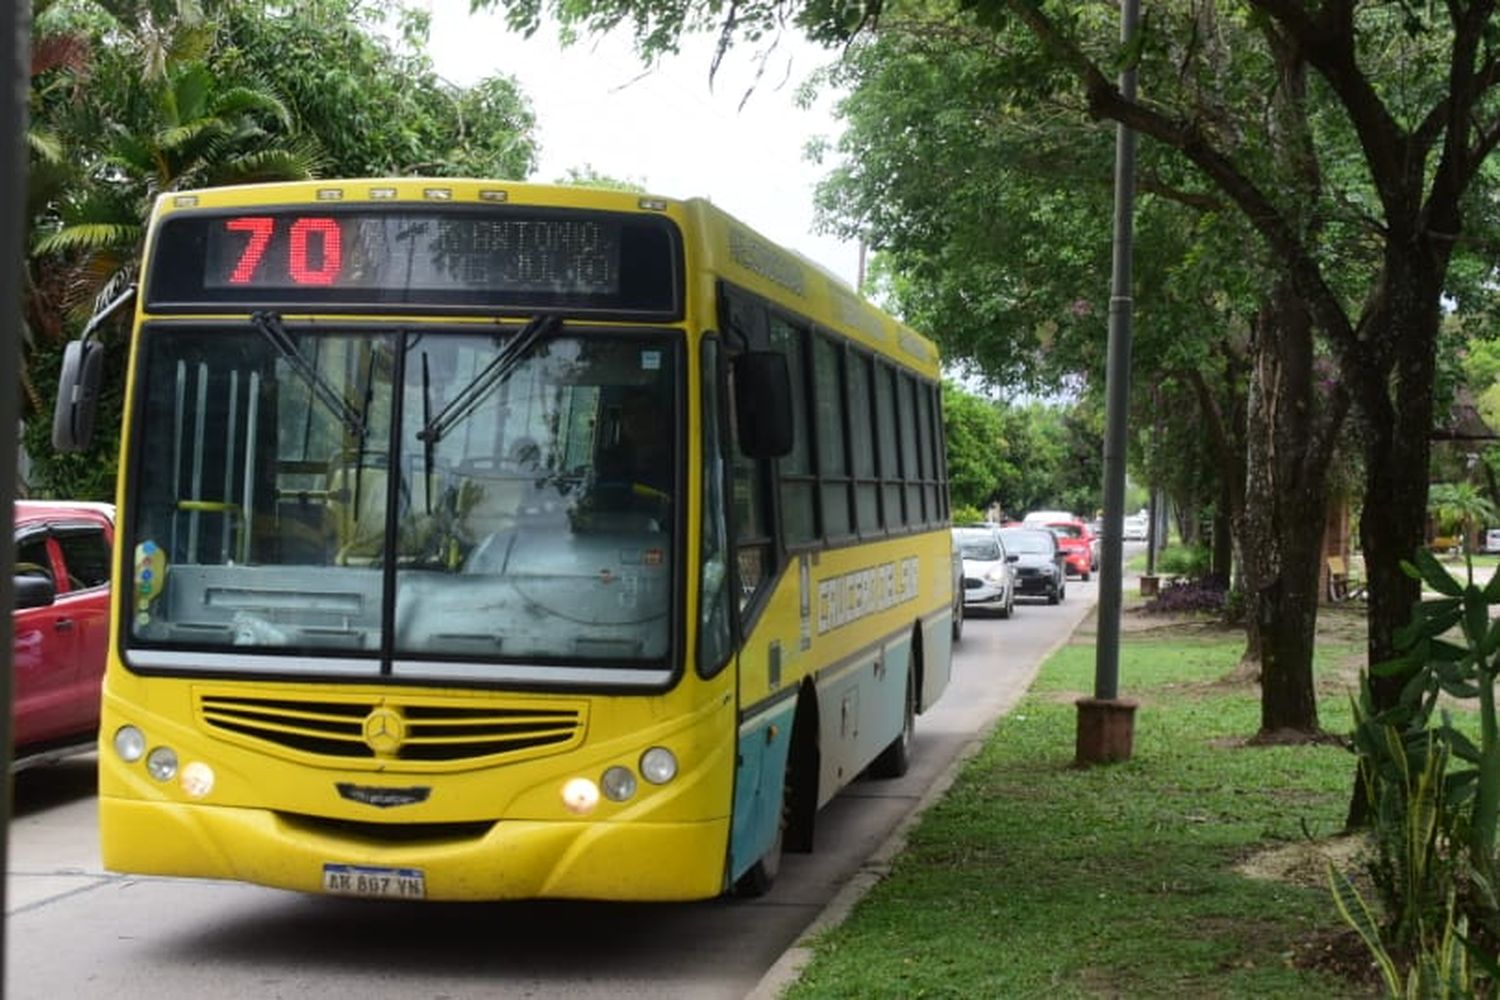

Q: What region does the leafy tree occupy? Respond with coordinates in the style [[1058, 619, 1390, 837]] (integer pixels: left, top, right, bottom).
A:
[[556, 165, 648, 191], [973, 2, 1499, 745], [31, 1, 322, 300], [215, 0, 537, 179], [1429, 482, 1497, 549], [941, 381, 1009, 511], [23, 0, 543, 499], [1030, 400, 1103, 517], [811, 6, 1339, 734], [24, 0, 319, 498], [466, 0, 1500, 750]]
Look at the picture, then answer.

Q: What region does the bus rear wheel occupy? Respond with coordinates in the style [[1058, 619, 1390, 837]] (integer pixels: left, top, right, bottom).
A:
[[868, 666, 914, 779]]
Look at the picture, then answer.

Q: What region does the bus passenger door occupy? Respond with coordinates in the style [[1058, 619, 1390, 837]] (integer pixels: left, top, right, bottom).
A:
[[706, 321, 798, 884]]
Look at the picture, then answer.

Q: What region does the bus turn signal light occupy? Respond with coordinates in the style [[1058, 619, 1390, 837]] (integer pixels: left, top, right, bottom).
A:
[[561, 777, 599, 815]]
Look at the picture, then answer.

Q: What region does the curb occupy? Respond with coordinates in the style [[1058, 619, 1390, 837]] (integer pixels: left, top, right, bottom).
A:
[[744, 593, 1101, 999]]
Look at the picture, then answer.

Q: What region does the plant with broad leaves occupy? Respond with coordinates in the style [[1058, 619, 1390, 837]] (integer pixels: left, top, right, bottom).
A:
[[1346, 548, 1500, 975]]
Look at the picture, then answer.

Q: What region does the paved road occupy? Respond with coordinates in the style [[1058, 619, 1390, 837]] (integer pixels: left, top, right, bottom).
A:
[[4, 580, 1097, 1000]]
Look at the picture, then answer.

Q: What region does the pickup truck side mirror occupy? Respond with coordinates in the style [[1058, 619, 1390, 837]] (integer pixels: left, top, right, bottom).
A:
[[14, 574, 57, 609]]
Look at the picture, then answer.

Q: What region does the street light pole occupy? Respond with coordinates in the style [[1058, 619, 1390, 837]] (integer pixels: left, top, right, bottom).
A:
[[2, 0, 31, 980], [1076, 0, 1140, 765]]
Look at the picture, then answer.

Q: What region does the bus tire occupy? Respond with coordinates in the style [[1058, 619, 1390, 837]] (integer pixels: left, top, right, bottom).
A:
[[733, 760, 788, 897], [868, 663, 914, 779], [784, 692, 819, 854]]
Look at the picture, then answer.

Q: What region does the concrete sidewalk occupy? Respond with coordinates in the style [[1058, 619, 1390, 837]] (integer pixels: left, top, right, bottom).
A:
[[745, 587, 1106, 999]]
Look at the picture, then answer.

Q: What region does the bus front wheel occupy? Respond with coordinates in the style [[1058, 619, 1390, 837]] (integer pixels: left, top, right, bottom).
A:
[[734, 760, 789, 897]]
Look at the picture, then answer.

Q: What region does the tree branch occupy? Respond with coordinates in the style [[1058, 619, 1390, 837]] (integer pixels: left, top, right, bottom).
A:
[[1248, 0, 1408, 216], [1136, 174, 1223, 213], [996, 1, 1359, 359]]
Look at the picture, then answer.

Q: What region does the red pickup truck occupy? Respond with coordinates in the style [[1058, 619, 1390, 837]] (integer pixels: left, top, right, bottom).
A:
[[12, 500, 114, 768], [1035, 518, 1098, 582]]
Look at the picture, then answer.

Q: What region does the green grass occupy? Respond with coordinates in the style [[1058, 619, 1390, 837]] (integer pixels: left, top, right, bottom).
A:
[[785, 629, 1374, 999]]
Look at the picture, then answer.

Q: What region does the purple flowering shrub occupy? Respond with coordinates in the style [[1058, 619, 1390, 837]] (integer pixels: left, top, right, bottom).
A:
[[1142, 576, 1229, 615]]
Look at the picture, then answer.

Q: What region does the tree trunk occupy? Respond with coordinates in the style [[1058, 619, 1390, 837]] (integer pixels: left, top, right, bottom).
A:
[[1213, 478, 1233, 583], [1358, 266, 1442, 705], [1239, 279, 1341, 738], [1255, 516, 1326, 734], [1342, 251, 1446, 829]]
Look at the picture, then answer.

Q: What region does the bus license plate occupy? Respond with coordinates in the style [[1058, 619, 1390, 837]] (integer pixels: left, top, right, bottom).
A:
[[322, 863, 426, 899]]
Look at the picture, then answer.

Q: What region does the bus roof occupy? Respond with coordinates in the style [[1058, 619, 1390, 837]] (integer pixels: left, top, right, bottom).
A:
[[147, 178, 940, 375], [681, 197, 939, 376]]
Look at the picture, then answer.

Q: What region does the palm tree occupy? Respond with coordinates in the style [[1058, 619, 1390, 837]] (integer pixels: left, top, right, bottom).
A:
[[1427, 481, 1498, 581], [35, 58, 322, 309], [23, 1, 321, 498]]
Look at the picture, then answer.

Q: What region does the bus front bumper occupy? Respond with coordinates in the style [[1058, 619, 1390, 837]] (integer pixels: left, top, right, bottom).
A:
[[100, 796, 730, 902]]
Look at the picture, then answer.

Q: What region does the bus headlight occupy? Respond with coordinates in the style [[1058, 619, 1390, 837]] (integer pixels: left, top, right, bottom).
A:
[[561, 777, 599, 815], [601, 766, 638, 802], [146, 746, 179, 782], [113, 725, 146, 763], [640, 747, 677, 785]]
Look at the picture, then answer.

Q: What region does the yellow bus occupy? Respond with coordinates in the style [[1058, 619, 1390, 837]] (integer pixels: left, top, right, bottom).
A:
[[53, 178, 955, 901]]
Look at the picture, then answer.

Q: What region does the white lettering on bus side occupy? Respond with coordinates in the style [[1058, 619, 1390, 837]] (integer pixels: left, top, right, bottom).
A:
[[815, 557, 920, 635]]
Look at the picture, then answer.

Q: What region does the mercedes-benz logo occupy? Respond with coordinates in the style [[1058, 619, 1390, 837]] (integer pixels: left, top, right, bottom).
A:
[[362, 706, 406, 756]]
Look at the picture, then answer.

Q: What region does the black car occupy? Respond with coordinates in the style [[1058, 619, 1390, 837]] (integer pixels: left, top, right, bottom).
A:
[[998, 526, 1066, 605]]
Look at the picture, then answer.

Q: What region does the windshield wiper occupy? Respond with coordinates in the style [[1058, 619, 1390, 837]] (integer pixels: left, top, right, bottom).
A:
[[250, 311, 368, 442], [417, 314, 563, 446]]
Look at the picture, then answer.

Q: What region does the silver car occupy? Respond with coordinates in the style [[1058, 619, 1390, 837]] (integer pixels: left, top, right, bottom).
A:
[[952, 525, 1016, 619]]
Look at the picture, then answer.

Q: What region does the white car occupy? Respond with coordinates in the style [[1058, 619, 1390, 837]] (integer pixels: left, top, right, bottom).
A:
[[1122, 515, 1149, 541], [952, 525, 1016, 619]]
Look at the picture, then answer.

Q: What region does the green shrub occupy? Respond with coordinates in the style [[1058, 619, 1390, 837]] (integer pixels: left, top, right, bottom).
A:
[[1336, 548, 1500, 992], [1158, 543, 1210, 577], [951, 503, 987, 525]]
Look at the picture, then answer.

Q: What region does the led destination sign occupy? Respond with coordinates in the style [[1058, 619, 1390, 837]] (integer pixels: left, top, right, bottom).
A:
[[146, 206, 682, 316]]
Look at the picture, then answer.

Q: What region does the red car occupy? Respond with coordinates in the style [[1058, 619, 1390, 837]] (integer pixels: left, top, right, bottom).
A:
[[1039, 518, 1097, 581], [12, 500, 114, 767]]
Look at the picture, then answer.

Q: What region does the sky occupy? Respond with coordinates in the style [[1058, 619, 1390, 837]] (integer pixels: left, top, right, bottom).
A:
[[421, 2, 864, 288]]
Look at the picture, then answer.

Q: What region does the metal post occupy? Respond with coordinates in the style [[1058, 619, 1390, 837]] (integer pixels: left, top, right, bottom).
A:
[[1145, 488, 1158, 576], [1076, 0, 1140, 765], [1, 0, 31, 975]]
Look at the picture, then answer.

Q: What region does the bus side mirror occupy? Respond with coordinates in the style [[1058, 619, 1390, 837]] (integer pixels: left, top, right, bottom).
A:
[[733, 351, 793, 459], [52, 339, 104, 452]]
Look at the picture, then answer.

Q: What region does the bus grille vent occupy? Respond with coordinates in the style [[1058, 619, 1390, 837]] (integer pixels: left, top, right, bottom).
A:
[[195, 692, 587, 765]]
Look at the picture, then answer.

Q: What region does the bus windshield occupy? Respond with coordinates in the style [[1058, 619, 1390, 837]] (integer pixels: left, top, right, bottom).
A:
[[125, 321, 679, 682]]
